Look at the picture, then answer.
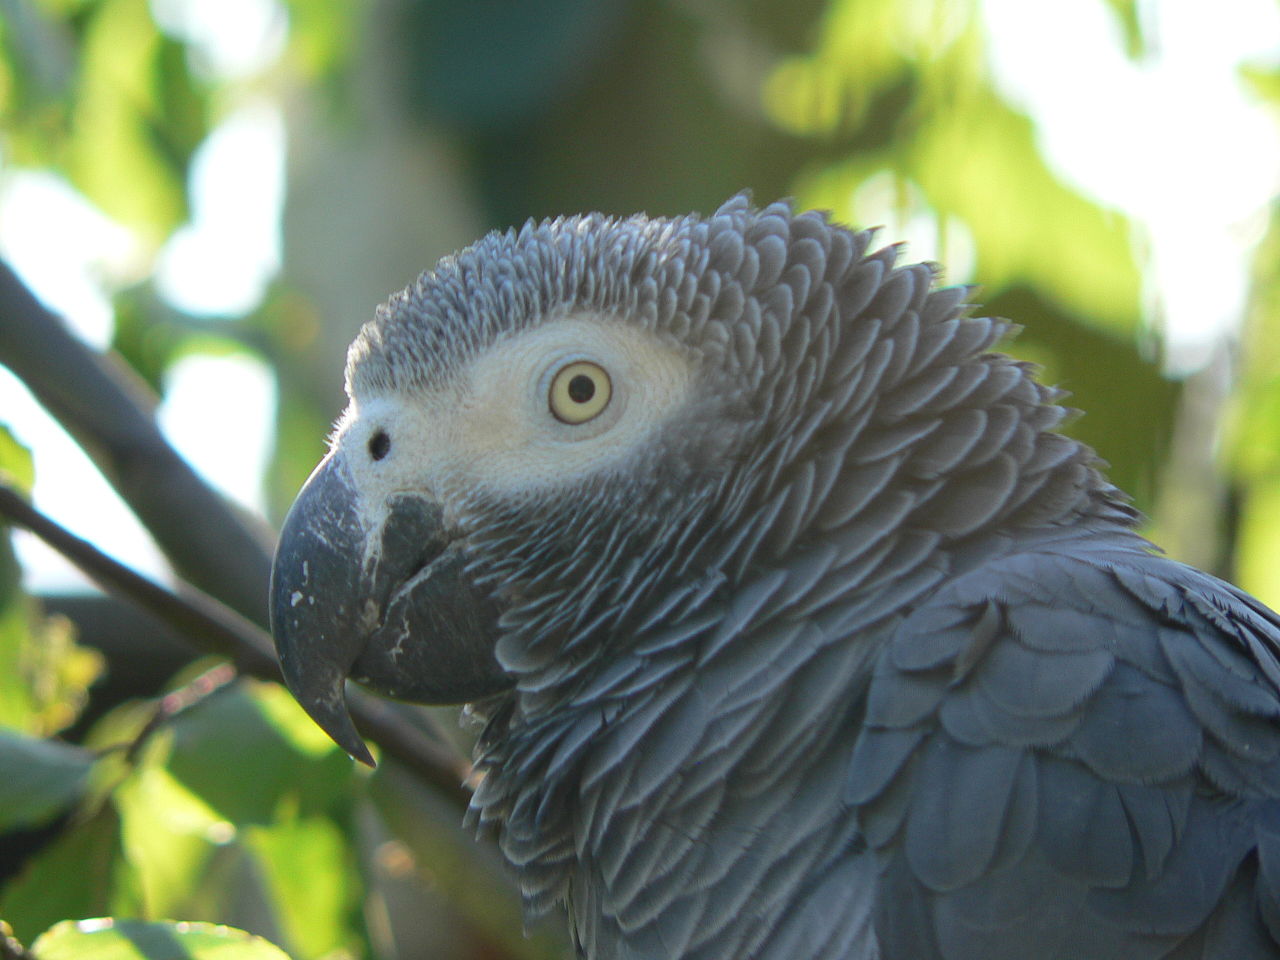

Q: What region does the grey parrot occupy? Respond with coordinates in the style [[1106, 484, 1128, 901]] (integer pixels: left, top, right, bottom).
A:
[[270, 195, 1280, 959]]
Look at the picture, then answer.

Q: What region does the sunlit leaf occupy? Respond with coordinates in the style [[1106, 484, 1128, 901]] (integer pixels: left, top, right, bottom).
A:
[[252, 680, 347, 758], [244, 815, 359, 960], [65, 679, 363, 949], [28, 0, 96, 15], [0, 728, 92, 830], [1236, 475, 1280, 611], [0, 424, 35, 493], [31, 918, 291, 960], [763, 0, 924, 136], [67, 0, 203, 245], [0, 431, 32, 721], [1241, 64, 1280, 108], [0, 593, 36, 733], [113, 759, 229, 918], [268, 383, 332, 521], [163, 678, 351, 827], [0, 598, 103, 735]]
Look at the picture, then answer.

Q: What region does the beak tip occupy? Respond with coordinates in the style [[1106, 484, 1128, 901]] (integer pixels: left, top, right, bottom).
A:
[[279, 651, 376, 766], [312, 691, 376, 767], [350, 741, 377, 768]]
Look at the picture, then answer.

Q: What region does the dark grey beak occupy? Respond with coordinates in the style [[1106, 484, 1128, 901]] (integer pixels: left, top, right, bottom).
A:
[[270, 452, 509, 764]]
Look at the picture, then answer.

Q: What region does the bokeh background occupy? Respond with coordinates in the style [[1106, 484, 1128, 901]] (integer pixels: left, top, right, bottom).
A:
[[0, 0, 1278, 958]]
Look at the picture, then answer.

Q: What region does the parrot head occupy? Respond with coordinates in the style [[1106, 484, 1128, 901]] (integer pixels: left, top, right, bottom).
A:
[[270, 204, 751, 763]]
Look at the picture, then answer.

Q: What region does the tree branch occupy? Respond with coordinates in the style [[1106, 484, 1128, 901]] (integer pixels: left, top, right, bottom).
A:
[[123, 662, 240, 765], [0, 483, 473, 811], [0, 259, 274, 625]]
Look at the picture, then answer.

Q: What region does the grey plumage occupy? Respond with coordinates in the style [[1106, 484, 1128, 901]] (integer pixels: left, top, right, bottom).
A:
[[270, 195, 1280, 958]]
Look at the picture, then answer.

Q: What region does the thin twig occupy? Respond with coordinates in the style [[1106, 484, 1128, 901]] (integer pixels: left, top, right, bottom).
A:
[[124, 662, 240, 765], [0, 483, 473, 810]]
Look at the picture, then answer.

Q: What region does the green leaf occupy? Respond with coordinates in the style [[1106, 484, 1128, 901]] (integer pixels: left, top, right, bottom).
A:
[[113, 761, 227, 918], [33, 679, 364, 951], [0, 728, 92, 830], [243, 816, 357, 960], [267, 386, 332, 522], [0, 429, 100, 737], [85, 680, 364, 952], [0, 425, 35, 494], [1241, 63, 1280, 109], [31, 919, 291, 960], [67, 0, 202, 245], [108, 288, 195, 394], [157, 681, 362, 958], [0, 802, 122, 943], [0, 594, 103, 735], [163, 679, 351, 827], [1235, 475, 1280, 611], [763, 0, 918, 136]]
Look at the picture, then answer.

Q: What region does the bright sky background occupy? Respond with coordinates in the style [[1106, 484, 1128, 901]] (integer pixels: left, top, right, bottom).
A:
[[1, 0, 1278, 592], [982, 0, 1280, 370]]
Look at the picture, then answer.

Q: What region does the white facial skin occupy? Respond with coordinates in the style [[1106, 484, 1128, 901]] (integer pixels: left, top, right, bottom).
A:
[[333, 316, 694, 531]]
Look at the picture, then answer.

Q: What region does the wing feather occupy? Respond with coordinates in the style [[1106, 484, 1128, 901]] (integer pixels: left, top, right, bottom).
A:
[[852, 540, 1280, 957]]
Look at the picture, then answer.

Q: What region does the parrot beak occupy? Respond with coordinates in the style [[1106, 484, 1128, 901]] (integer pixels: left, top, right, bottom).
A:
[[270, 452, 509, 765]]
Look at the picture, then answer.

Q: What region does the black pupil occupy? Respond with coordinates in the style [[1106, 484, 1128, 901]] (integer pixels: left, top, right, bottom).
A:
[[369, 430, 391, 461], [567, 374, 596, 404]]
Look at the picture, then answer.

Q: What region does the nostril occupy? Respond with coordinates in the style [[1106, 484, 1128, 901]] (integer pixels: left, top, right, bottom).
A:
[[369, 430, 391, 461]]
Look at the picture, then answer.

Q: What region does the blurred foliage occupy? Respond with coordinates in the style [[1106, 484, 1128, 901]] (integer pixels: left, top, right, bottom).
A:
[[0, 430, 102, 737], [0, 731, 92, 830], [0, 0, 207, 248], [1228, 197, 1280, 603], [1099, 0, 1144, 58], [0, 677, 363, 954], [761, 0, 1172, 507], [0, 0, 1278, 958], [32, 919, 293, 960]]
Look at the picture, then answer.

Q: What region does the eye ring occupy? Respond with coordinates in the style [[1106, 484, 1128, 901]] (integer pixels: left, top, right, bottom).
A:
[[549, 361, 612, 424]]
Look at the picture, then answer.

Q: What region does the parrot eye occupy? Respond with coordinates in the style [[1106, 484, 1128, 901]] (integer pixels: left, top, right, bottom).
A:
[[369, 429, 391, 461], [549, 361, 612, 424]]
